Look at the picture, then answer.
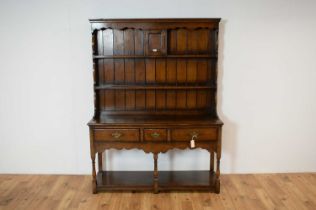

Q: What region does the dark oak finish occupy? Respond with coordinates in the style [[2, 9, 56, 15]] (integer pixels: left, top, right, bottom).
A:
[[88, 18, 223, 194]]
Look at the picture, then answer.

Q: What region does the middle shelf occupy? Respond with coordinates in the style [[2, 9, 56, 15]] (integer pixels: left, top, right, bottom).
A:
[[94, 84, 216, 90], [93, 54, 218, 59]]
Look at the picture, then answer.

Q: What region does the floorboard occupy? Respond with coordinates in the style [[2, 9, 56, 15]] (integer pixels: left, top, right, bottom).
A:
[[0, 173, 315, 210]]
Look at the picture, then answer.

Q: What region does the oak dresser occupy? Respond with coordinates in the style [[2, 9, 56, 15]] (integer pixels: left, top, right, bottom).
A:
[[88, 18, 223, 193]]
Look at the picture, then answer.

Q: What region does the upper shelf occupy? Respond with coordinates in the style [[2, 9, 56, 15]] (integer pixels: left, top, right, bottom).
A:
[[93, 55, 217, 59], [94, 84, 216, 90]]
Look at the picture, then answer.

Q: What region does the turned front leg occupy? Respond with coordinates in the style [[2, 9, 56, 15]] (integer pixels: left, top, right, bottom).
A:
[[89, 128, 97, 194], [215, 139, 221, 194], [210, 151, 214, 173], [91, 152, 97, 194], [98, 152, 103, 172], [153, 153, 159, 193], [215, 153, 221, 193]]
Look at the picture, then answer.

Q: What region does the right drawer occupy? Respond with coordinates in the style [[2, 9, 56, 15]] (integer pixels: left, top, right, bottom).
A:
[[171, 127, 218, 141]]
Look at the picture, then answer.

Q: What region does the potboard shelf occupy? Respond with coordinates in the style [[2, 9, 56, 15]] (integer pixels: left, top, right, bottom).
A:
[[96, 171, 216, 192]]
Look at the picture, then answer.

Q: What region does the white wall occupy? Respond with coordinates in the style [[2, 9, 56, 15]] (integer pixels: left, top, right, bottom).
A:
[[0, 0, 316, 174]]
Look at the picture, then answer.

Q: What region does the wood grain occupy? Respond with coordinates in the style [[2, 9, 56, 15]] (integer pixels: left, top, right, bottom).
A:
[[0, 173, 315, 210]]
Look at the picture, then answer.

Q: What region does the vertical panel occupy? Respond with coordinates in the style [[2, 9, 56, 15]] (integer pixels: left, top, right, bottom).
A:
[[135, 60, 145, 83], [187, 90, 197, 109], [155, 59, 166, 110], [166, 90, 176, 109], [114, 59, 125, 110], [196, 29, 210, 54], [209, 30, 215, 54], [156, 90, 166, 110], [99, 90, 105, 111], [115, 90, 125, 110], [209, 60, 216, 85], [102, 29, 114, 111], [135, 90, 145, 110], [134, 30, 144, 55], [176, 29, 187, 53], [197, 60, 208, 84], [125, 59, 135, 110], [146, 90, 155, 110], [97, 31, 104, 85], [145, 59, 155, 84], [114, 59, 125, 84], [96, 22, 105, 110], [125, 90, 135, 110], [135, 59, 146, 110], [124, 29, 135, 55], [168, 30, 177, 54], [176, 90, 186, 109], [196, 90, 207, 109], [187, 30, 198, 53], [97, 30, 104, 55], [125, 59, 134, 83], [97, 59, 105, 85], [206, 90, 212, 109], [156, 59, 166, 83], [103, 29, 114, 55], [104, 90, 115, 110], [177, 59, 187, 84], [186, 60, 197, 83], [209, 90, 216, 114], [166, 59, 177, 84], [113, 30, 124, 55], [104, 59, 114, 83]]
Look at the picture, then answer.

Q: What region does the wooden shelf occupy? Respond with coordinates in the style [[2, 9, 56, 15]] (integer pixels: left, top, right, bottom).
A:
[[93, 54, 217, 59], [94, 84, 216, 90], [96, 171, 215, 192]]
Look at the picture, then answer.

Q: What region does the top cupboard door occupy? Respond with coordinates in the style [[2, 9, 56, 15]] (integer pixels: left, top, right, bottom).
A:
[[144, 30, 167, 56]]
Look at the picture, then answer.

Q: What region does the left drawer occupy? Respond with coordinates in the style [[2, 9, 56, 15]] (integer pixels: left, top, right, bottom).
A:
[[94, 129, 139, 142]]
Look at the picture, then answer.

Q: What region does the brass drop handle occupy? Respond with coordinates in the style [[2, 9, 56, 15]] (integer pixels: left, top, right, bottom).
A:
[[111, 131, 123, 139], [190, 131, 199, 149], [151, 132, 160, 138], [152, 48, 158, 52]]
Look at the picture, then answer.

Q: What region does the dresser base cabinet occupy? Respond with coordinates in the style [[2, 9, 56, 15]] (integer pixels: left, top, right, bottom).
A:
[[88, 19, 223, 194]]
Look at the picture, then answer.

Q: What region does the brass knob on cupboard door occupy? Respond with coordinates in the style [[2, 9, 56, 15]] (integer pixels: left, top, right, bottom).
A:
[[111, 131, 123, 139]]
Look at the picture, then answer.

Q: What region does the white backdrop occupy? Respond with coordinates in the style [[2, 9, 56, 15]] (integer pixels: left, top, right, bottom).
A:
[[0, 0, 316, 174]]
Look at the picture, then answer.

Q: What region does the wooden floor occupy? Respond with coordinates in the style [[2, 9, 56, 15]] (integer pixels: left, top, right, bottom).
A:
[[0, 173, 315, 210]]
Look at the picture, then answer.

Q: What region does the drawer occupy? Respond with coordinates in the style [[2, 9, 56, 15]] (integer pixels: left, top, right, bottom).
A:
[[144, 30, 167, 56], [171, 128, 218, 141], [144, 129, 167, 141], [94, 129, 139, 142]]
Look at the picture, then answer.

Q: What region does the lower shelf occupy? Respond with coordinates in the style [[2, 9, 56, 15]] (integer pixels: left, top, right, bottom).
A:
[[96, 170, 216, 192]]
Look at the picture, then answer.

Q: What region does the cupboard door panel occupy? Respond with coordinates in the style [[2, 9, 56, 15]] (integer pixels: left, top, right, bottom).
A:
[[145, 30, 167, 56]]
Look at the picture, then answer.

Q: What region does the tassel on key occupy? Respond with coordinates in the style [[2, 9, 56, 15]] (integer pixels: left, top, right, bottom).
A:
[[190, 139, 195, 148], [190, 132, 198, 149]]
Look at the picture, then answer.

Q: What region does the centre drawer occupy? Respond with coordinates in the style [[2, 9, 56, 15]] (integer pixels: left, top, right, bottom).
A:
[[171, 127, 218, 141], [94, 129, 139, 142], [144, 129, 167, 141]]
